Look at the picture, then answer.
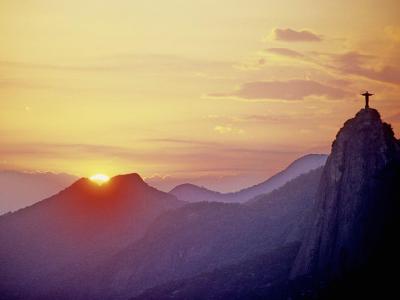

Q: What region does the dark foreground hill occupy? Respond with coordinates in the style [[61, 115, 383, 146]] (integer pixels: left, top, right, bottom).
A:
[[132, 243, 299, 300], [290, 108, 400, 298]]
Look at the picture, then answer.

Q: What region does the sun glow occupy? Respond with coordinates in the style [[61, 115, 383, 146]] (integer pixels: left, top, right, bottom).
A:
[[90, 174, 110, 185]]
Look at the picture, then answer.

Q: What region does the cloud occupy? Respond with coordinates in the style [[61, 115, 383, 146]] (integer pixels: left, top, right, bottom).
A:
[[0, 54, 233, 74], [0, 54, 234, 93], [329, 51, 400, 84], [142, 138, 218, 147], [0, 143, 137, 159], [210, 80, 349, 101], [0, 77, 54, 90], [265, 47, 304, 58], [0, 140, 301, 170], [243, 114, 294, 123], [214, 125, 244, 135], [273, 28, 322, 42]]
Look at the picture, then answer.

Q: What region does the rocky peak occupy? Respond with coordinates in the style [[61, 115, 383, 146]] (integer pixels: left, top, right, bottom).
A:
[[61, 173, 147, 195], [109, 173, 147, 188], [290, 108, 400, 292]]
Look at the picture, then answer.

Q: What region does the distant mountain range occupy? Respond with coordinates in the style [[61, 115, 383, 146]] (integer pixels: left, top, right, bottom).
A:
[[0, 170, 77, 214], [1, 108, 399, 299], [0, 154, 326, 214], [170, 154, 327, 203]]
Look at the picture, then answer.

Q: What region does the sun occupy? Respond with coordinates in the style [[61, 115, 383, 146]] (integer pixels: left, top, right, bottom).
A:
[[89, 174, 110, 185]]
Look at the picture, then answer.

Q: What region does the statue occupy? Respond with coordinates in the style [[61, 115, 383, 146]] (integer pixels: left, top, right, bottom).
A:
[[361, 91, 374, 109]]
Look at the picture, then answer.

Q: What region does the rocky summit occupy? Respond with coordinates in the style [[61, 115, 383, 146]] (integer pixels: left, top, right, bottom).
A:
[[290, 108, 400, 298]]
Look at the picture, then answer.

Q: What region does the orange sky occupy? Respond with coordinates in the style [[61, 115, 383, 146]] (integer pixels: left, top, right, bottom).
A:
[[1, 0, 400, 191]]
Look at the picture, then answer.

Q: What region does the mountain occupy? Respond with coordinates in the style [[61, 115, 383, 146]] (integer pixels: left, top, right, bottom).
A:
[[3, 107, 398, 300], [70, 168, 322, 300], [0, 170, 77, 214], [130, 108, 400, 300], [170, 154, 327, 203], [169, 183, 226, 203], [0, 173, 184, 300], [290, 108, 400, 298]]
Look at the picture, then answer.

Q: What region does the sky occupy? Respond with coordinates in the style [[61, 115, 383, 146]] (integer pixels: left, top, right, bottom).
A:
[[1, 0, 400, 192]]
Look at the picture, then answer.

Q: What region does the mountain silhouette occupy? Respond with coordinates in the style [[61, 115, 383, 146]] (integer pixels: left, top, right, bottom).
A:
[[0, 173, 184, 300], [170, 154, 327, 203], [290, 108, 400, 298]]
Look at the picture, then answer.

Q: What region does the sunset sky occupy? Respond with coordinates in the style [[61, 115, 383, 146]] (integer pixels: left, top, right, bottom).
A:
[[1, 0, 400, 191]]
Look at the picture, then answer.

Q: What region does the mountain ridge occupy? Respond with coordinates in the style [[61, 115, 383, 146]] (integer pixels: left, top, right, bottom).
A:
[[170, 154, 327, 203]]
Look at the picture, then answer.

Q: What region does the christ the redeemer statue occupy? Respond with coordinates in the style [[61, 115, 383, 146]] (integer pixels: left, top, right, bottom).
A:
[[361, 91, 374, 109]]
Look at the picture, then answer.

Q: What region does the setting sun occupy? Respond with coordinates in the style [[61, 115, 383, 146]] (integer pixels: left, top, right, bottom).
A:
[[90, 174, 110, 185]]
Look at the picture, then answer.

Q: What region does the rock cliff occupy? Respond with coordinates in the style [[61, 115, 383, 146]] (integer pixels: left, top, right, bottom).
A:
[[290, 108, 400, 298]]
